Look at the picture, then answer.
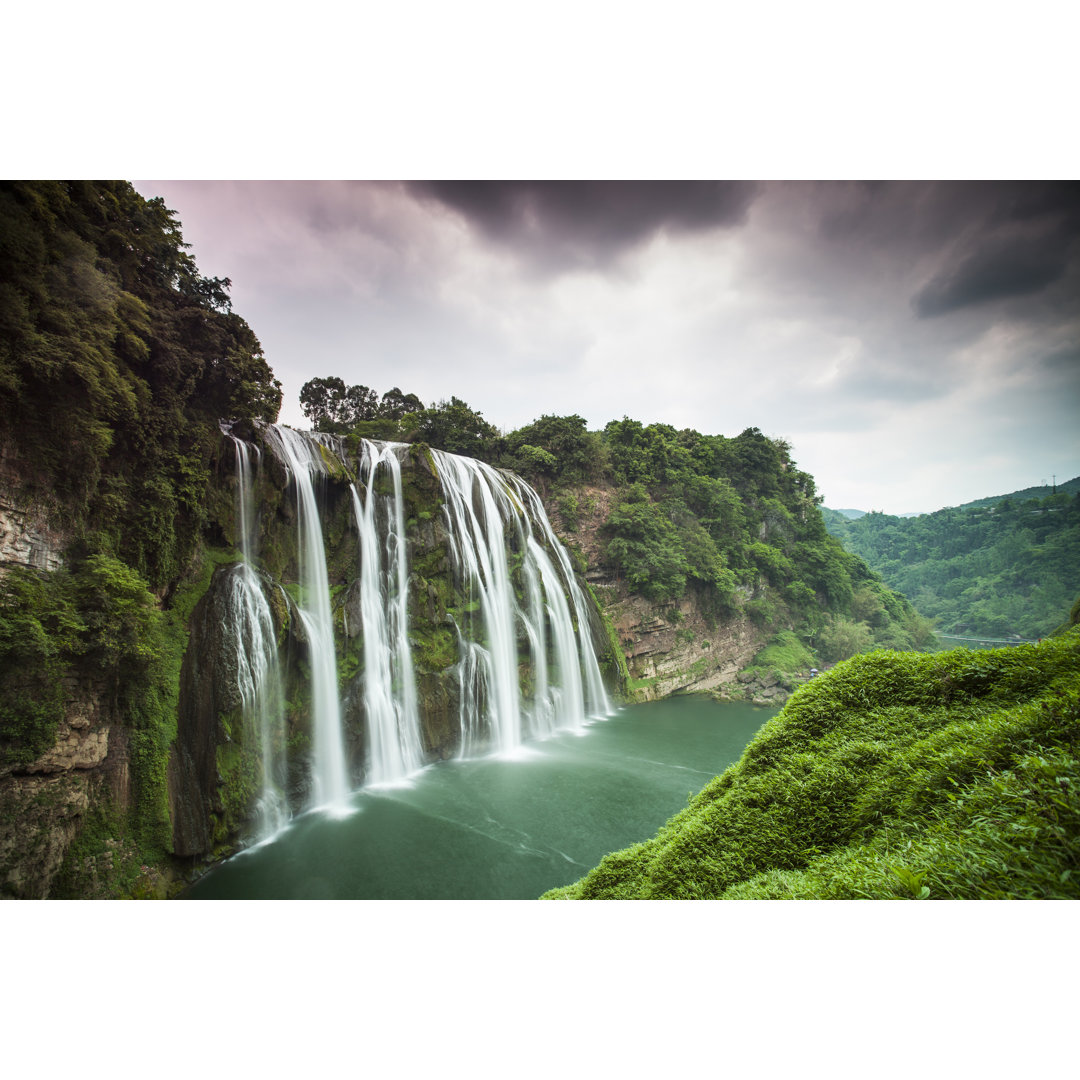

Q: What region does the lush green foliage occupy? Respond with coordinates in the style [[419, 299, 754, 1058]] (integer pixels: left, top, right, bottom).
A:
[[300, 377, 505, 462], [958, 476, 1080, 511], [543, 629, 1080, 899], [0, 554, 181, 856], [299, 377, 423, 433], [590, 422, 929, 649], [0, 567, 79, 764], [0, 180, 281, 589], [294, 374, 930, 656], [743, 630, 816, 682], [503, 414, 603, 488], [406, 396, 502, 459], [0, 183, 281, 886], [823, 488, 1080, 640], [601, 482, 690, 602]]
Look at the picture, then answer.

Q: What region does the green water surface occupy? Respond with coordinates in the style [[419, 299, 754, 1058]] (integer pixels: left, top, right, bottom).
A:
[[186, 696, 775, 900]]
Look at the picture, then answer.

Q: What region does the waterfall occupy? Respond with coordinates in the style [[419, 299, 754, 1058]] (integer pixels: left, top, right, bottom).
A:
[[351, 441, 423, 784], [431, 449, 613, 756], [225, 423, 613, 833], [262, 424, 351, 811], [434, 451, 523, 754], [224, 430, 289, 841], [511, 477, 612, 719]]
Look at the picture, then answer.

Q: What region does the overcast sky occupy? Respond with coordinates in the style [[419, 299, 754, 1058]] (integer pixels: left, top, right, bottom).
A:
[[132, 180, 1079, 515]]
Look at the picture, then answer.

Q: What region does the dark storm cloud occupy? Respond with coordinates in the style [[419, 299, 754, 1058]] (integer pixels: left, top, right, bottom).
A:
[[914, 230, 1074, 316], [912, 181, 1080, 318], [405, 181, 759, 268]]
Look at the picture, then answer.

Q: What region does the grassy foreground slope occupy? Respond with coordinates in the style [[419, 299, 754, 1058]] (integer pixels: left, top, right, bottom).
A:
[[543, 628, 1080, 899]]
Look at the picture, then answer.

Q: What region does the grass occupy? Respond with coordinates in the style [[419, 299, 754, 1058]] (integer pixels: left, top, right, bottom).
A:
[[542, 629, 1080, 899], [749, 629, 816, 675]]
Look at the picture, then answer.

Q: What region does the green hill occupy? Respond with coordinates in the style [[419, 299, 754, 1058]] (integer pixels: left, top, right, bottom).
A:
[[823, 491, 1080, 640], [543, 627, 1080, 899], [960, 476, 1080, 510]]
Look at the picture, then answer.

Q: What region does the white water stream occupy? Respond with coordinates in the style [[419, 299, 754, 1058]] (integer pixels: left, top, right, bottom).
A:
[[263, 425, 351, 811], [432, 449, 612, 757], [352, 440, 424, 785], [244, 425, 612, 822], [224, 432, 290, 841]]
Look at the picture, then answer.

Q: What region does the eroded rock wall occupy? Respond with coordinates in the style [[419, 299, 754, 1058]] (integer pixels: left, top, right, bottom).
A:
[[543, 483, 770, 702], [604, 591, 766, 701], [0, 678, 136, 899]]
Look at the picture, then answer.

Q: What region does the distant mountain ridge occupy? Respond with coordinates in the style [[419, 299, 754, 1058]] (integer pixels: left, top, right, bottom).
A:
[[822, 479, 1080, 640], [958, 476, 1080, 510], [825, 476, 1080, 521]]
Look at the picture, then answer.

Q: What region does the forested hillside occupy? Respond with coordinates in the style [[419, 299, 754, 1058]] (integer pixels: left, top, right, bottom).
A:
[[0, 181, 283, 889], [0, 181, 281, 581], [299, 377, 938, 676], [822, 489, 1080, 640], [959, 477, 1080, 510]]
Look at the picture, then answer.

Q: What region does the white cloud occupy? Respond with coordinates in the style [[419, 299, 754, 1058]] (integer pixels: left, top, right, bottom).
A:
[[133, 180, 1080, 514]]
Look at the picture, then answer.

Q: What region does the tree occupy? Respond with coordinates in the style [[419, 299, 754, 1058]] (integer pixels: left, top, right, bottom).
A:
[[407, 396, 501, 459], [378, 386, 424, 419], [505, 414, 595, 483], [815, 616, 873, 662], [298, 377, 382, 432], [601, 484, 689, 602], [299, 376, 347, 430]]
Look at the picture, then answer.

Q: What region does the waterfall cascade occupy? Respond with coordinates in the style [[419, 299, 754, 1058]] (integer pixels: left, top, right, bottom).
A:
[[261, 424, 351, 811], [222, 430, 290, 841], [352, 440, 424, 785], [221, 423, 613, 828], [432, 450, 611, 756]]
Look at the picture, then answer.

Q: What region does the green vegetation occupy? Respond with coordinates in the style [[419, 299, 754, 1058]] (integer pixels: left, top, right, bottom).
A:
[[581, 422, 930, 651], [601, 481, 692, 602], [742, 630, 816, 683], [0, 181, 281, 892], [0, 556, 167, 768], [958, 476, 1080, 510], [300, 377, 423, 434], [585, 582, 630, 691], [0, 551, 186, 866], [0, 181, 281, 587], [300, 376, 500, 459], [823, 488, 1080, 640], [544, 628, 1080, 899], [299, 381, 931, 660]]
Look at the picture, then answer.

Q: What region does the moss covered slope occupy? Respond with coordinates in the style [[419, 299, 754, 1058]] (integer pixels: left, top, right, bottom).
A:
[[543, 629, 1080, 899]]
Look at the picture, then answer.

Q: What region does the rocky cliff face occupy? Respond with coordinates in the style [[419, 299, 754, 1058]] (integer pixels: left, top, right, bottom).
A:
[[0, 496, 66, 575], [0, 676, 142, 898], [0, 446, 68, 576], [605, 592, 764, 700], [543, 483, 771, 703], [0, 473, 137, 898]]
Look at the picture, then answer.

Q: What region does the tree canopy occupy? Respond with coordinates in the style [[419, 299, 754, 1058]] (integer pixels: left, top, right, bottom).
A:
[[291, 373, 932, 657], [823, 492, 1080, 640], [0, 180, 282, 588]]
